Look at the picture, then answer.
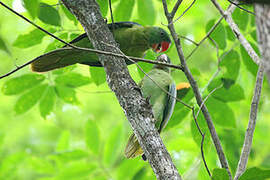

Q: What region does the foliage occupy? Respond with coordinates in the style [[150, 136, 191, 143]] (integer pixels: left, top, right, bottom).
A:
[[0, 0, 270, 179]]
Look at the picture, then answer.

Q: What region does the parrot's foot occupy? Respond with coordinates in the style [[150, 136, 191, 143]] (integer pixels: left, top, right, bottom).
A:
[[142, 154, 147, 161]]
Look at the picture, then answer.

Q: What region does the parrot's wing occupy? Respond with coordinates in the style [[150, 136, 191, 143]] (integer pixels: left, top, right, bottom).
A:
[[158, 82, 177, 133], [65, 21, 142, 46]]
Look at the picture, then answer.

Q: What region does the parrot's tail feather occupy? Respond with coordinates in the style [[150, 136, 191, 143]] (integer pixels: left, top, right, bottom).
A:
[[31, 48, 80, 72], [124, 133, 144, 158]]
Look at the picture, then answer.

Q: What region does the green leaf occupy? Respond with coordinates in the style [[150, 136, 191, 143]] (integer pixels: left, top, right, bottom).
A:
[[0, 35, 10, 54], [97, 0, 108, 17], [56, 130, 70, 152], [220, 50, 240, 80], [38, 3, 61, 26], [55, 85, 79, 104], [39, 86, 55, 118], [208, 79, 245, 102], [104, 125, 123, 165], [89, 67, 106, 86], [239, 167, 270, 180], [22, 0, 40, 19], [2, 74, 45, 95], [85, 120, 100, 155], [206, 97, 236, 128], [55, 73, 91, 88], [55, 162, 96, 180], [132, 167, 147, 180], [212, 168, 230, 180], [116, 159, 144, 180], [250, 30, 257, 42], [52, 64, 77, 75], [28, 156, 55, 174], [44, 32, 68, 52], [13, 29, 47, 48], [60, 4, 77, 24], [115, 0, 135, 21], [225, 25, 236, 41], [14, 84, 47, 114], [206, 19, 227, 50], [137, 0, 156, 25], [52, 150, 89, 162], [232, 8, 249, 31], [240, 44, 258, 76]]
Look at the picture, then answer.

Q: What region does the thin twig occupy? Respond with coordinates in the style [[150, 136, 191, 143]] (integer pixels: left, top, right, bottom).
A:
[[192, 108, 211, 177], [161, 0, 232, 179], [186, 16, 223, 61], [171, 0, 183, 18], [171, 0, 196, 24], [210, 0, 260, 65], [179, 35, 199, 46], [234, 62, 264, 180], [108, 0, 115, 30], [227, 0, 255, 15]]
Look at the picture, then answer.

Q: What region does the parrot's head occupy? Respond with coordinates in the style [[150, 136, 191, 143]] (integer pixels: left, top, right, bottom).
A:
[[144, 26, 171, 53]]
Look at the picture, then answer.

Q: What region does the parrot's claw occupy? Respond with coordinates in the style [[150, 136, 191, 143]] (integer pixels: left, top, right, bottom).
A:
[[142, 154, 147, 161]]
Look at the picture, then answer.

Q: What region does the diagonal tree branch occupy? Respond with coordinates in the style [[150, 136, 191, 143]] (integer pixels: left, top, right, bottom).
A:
[[234, 3, 269, 179], [60, 0, 181, 179], [210, 0, 260, 65], [162, 0, 232, 179]]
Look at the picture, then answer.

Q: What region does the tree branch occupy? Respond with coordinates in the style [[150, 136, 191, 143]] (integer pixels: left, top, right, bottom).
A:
[[210, 0, 260, 65], [234, 3, 269, 179], [60, 0, 182, 179], [161, 0, 232, 179]]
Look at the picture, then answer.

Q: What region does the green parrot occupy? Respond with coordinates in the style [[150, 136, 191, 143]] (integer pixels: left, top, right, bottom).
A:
[[31, 22, 171, 72], [124, 54, 176, 159]]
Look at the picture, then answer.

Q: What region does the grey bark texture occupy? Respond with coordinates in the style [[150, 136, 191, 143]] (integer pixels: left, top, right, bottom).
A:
[[60, 0, 181, 179], [255, 4, 270, 84]]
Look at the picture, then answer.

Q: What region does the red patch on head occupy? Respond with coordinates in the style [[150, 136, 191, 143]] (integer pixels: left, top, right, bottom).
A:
[[161, 41, 170, 52]]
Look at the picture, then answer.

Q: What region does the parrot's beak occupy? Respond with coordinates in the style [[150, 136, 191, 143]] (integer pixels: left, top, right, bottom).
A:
[[152, 41, 171, 53]]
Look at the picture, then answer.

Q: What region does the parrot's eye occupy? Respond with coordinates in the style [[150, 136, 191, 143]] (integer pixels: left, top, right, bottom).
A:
[[160, 32, 164, 36]]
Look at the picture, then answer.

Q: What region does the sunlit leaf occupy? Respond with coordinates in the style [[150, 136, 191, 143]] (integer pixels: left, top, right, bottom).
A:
[[89, 67, 106, 86], [55, 162, 96, 179], [22, 0, 40, 19], [232, 8, 249, 31], [206, 97, 236, 128], [97, 0, 108, 17], [85, 120, 100, 155], [220, 50, 240, 80], [56, 130, 70, 152], [225, 25, 236, 42], [115, 0, 135, 21], [0, 35, 10, 54], [55, 85, 79, 104], [14, 84, 47, 114], [206, 19, 227, 50], [212, 168, 230, 180], [116, 159, 144, 179], [13, 29, 47, 48], [52, 150, 89, 162], [60, 4, 77, 24], [28, 156, 55, 174], [104, 125, 123, 165], [39, 86, 55, 118], [38, 3, 61, 26], [2, 74, 45, 95], [208, 79, 245, 102], [239, 167, 270, 180], [55, 72, 91, 88], [137, 0, 156, 25], [240, 44, 259, 77]]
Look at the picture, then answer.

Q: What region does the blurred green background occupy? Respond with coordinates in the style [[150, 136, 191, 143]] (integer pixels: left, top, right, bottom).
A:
[[0, 0, 270, 179]]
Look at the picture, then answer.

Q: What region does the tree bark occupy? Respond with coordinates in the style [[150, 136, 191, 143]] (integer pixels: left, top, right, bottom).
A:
[[255, 4, 270, 85], [60, 0, 181, 179]]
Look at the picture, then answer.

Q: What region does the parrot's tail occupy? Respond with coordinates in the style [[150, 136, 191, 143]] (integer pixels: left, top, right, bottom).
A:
[[124, 133, 144, 158], [31, 48, 80, 72]]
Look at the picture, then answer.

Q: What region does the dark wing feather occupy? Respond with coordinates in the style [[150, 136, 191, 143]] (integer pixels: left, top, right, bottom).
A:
[[158, 82, 177, 133], [65, 22, 142, 46]]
